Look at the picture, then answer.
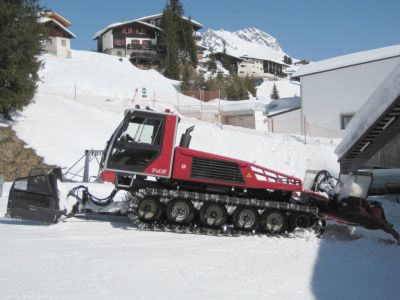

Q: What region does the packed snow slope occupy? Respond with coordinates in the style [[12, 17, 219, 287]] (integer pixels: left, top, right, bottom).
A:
[[1, 51, 399, 300], [14, 50, 330, 177]]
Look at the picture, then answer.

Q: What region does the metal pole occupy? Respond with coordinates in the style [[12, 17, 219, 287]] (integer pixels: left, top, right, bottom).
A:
[[83, 150, 90, 182], [218, 95, 222, 129], [0, 175, 3, 197], [177, 92, 180, 112], [200, 101, 203, 121], [299, 85, 306, 144], [304, 116, 307, 144], [74, 83, 77, 100]]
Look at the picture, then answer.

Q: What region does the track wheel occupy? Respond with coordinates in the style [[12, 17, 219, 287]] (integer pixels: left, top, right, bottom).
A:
[[233, 206, 260, 231], [166, 199, 195, 225], [200, 202, 228, 228], [137, 197, 162, 222], [260, 210, 287, 234], [288, 213, 311, 232]]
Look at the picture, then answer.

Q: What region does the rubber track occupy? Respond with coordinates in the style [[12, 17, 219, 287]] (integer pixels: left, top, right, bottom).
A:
[[126, 188, 325, 237], [142, 187, 319, 214]]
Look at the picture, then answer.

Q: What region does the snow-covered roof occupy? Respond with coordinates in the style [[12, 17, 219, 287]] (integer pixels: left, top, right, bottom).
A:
[[335, 62, 400, 159], [240, 55, 289, 67], [44, 11, 71, 27], [136, 13, 203, 29], [293, 45, 400, 78], [266, 97, 301, 116], [92, 19, 162, 40], [40, 17, 76, 38]]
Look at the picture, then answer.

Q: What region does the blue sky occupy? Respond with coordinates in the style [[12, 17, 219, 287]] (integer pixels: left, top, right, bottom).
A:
[[40, 0, 400, 61]]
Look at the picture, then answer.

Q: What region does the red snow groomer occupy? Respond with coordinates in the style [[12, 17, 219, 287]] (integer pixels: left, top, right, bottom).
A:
[[6, 108, 400, 242]]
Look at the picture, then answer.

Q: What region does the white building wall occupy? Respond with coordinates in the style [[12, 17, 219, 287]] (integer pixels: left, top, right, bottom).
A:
[[238, 59, 264, 77], [43, 37, 57, 55], [301, 57, 400, 138], [55, 37, 71, 58], [102, 31, 113, 51], [254, 111, 268, 131], [268, 109, 301, 134], [44, 37, 71, 58]]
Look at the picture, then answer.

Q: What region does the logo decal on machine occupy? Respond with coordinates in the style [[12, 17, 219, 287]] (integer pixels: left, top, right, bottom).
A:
[[151, 168, 167, 175]]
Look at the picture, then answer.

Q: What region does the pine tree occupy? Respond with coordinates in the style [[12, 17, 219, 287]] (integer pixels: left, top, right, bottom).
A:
[[159, 0, 197, 79], [183, 17, 198, 67], [207, 54, 217, 73], [160, 6, 180, 79], [0, 0, 45, 120], [270, 82, 280, 100], [244, 76, 257, 97], [181, 63, 193, 90]]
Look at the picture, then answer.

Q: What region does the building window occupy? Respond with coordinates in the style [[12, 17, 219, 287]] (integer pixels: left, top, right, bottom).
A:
[[61, 39, 67, 47], [114, 39, 124, 46], [340, 113, 355, 129], [142, 40, 151, 45], [137, 28, 145, 34]]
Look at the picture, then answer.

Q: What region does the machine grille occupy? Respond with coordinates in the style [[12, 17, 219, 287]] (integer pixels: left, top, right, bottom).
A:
[[191, 157, 245, 184]]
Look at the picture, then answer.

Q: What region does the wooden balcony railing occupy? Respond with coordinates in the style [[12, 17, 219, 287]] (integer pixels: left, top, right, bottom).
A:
[[127, 44, 158, 51]]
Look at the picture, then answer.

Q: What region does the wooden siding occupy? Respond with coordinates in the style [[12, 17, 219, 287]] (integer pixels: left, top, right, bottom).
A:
[[363, 132, 400, 168], [339, 95, 400, 172], [113, 24, 157, 39], [44, 23, 71, 39]]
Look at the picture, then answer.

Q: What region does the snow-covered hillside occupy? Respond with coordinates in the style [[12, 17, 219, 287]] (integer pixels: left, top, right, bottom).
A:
[[1, 50, 400, 300], [12, 50, 332, 177], [199, 28, 284, 59]]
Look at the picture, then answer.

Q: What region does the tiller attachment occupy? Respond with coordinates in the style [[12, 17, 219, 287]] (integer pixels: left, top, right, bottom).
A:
[[6, 168, 65, 223], [302, 170, 400, 243]]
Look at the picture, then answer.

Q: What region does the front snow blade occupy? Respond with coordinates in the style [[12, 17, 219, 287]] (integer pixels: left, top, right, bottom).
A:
[[6, 169, 65, 223], [303, 171, 400, 243]]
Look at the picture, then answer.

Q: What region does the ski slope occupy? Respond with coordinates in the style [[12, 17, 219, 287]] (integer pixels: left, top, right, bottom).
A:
[[1, 51, 400, 300]]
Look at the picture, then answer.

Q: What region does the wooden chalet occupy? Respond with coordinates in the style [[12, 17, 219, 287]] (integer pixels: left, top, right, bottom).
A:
[[93, 14, 203, 68], [40, 11, 76, 58]]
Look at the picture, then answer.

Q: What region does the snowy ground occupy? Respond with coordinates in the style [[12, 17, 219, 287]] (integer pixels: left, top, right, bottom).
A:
[[1, 184, 400, 300], [1, 51, 400, 299]]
